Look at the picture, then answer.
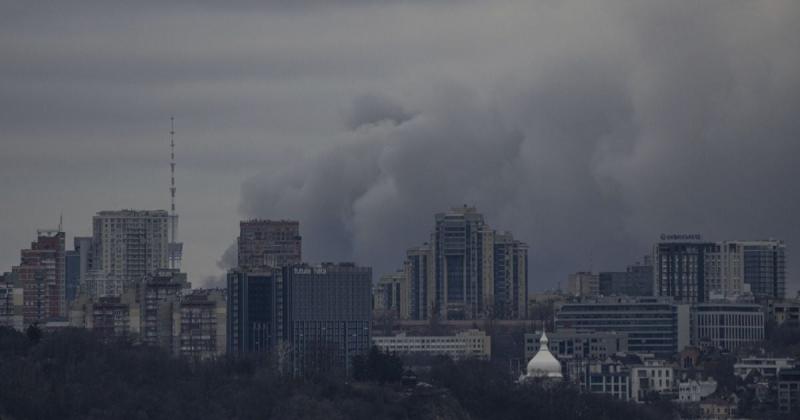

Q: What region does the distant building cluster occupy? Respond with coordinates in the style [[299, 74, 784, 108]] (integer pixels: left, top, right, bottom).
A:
[[373, 205, 529, 321], [2, 206, 800, 415], [226, 219, 372, 377]]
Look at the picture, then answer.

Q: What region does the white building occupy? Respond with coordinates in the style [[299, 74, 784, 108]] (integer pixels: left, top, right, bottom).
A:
[[678, 379, 717, 402], [93, 210, 171, 288], [630, 360, 675, 402], [692, 303, 764, 351], [372, 329, 491, 360], [734, 357, 796, 380]]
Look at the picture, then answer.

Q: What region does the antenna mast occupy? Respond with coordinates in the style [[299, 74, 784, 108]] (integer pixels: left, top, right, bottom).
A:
[[168, 116, 182, 269], [170, 116, 176, 218]]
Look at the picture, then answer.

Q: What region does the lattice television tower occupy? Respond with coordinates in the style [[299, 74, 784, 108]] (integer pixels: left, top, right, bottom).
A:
[[168, 116, 183, 269]]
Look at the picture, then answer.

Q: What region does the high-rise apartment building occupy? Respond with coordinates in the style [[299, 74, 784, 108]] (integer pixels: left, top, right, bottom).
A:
[[12, 230, 66, 325], [740, 240, 786, 300], [226, 269, 285, 354], [404, 245, 431, 320], [414, 206, 528, 320], [654, 236, 787, 301], [431, 206, 489, 319], [653, 237, 715, 303], [284, 263, 372, 377], [65, 250, 80, 304], [176, 289, 226, 360], [237, 220, 301, 272], [491, 232, 529, 319], [138, 268, 190, 349], [92, 210, 170, 289]]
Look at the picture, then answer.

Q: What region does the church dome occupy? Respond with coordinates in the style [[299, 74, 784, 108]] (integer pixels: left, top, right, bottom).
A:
[[525, 331, 563, 379]]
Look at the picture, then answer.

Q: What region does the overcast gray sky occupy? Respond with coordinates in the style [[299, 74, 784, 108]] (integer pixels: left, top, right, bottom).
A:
[[2, 0, 799, 293]]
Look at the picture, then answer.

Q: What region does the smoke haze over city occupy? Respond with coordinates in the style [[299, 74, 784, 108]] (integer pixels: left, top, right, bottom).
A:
[[2, 0, 799, 292]]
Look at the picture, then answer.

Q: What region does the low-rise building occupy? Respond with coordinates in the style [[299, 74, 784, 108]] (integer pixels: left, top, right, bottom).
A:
[[581, 358, 631, 401], [555, 297, 691, 356], [734, 357, 797, 380], [372, 329, 491, 360], [692, 302, 764, 351], [700, 399, 738, 419], [524, 329, 628, 362], [678, 378, 717, 402], [778, 368, 800, 413], [769, 300, 800, 326], [630, 359, 675, 402]]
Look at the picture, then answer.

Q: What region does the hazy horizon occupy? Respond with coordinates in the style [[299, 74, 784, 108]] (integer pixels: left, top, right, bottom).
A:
[[2, 0, 799, 294]]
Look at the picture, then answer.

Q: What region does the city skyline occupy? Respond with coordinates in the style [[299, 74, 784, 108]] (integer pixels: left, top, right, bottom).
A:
[[2, 1, 799, 294]]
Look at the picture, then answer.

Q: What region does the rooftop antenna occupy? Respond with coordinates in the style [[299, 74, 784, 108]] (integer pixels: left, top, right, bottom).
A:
[[58, 212, 63, 232]]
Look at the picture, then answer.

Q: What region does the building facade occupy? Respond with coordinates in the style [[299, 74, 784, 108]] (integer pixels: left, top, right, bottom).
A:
[[403, 206, 528, 320], [740, 240, 786, 300], [431, 206, 490, 320], [138, 269, 189, 349], [653, 238, 715, 304], [692, 303, 764, 351], [372, 329, 491, 360], [598, 256, 653, 297], [491, 232, 528, 319], [567, 272, 599, 298], [734, 357, 796, 380], [373, 271, 407, 319], [630, 360, 675, 402], [12, 230, 66, 325], [524, 329, 629, 362], [555, 297, 691, 356], [0, 272, 23, 330], [404, 245, 431, 320], [176, 289, 226, 359], [93, 210, 170, 289], [770, 300, 800, 326], [678, 379, 717, 402], [226, 270, 285, 355], [237, 220, 301, 272], [284, 263, 372, 377]]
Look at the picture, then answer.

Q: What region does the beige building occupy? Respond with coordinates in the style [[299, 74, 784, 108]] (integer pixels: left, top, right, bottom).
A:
[[372, 329, 491, 360], [174, 289, 226, 359], [567, 272, 599, 298], [0, 272, 24, 331]]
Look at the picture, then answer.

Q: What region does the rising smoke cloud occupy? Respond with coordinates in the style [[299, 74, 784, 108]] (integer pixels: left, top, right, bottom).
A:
[[234, 1, 800, 290]]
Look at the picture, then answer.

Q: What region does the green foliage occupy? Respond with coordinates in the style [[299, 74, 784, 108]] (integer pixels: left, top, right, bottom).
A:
[[352, 347, 403, 384], [428, 357, 675, 420], [764, 322, 800, 358], [25, 323, 42, 344], [0, 327, 678, 420]]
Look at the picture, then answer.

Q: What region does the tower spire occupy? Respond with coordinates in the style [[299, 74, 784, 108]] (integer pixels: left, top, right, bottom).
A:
[[167, 116, 182, 270], [170, 116, 176, 217]]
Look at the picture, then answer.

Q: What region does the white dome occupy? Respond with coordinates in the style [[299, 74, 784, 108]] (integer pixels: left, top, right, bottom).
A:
[[525, 331, 563, 379]]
